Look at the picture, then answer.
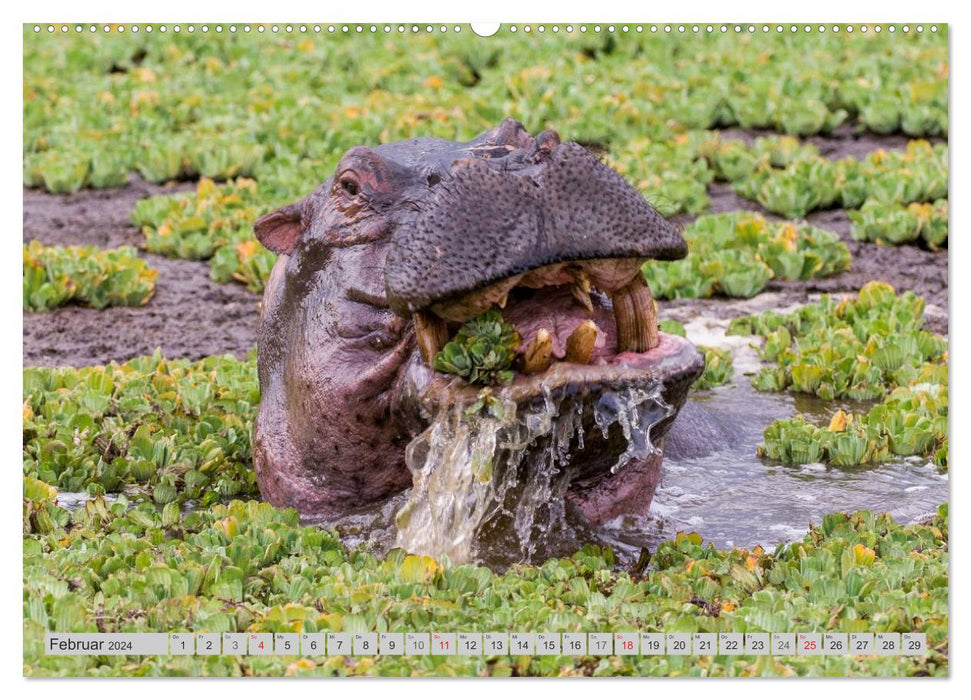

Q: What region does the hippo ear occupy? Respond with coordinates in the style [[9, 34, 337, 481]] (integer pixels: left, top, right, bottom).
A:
[[254, 198, 309, 255]]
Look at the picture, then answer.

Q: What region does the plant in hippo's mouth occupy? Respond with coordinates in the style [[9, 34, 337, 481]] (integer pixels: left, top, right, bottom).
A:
[[433, 309, 522, 386]]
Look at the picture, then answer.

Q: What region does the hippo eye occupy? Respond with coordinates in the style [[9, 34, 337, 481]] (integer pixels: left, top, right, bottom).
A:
[[340, 177, 360, 196]]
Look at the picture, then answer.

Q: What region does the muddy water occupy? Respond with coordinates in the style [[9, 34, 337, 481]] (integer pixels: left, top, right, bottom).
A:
[[638, 381, 948, 552]]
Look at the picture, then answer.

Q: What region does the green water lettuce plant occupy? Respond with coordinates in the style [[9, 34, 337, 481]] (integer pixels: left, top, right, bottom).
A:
[[850, 199, 948, 249], [132, 177, 279, 293], [434, 310, 521, 385], [643, 212, 850, 301], [22, 351, 260, 505], [23, 241, 157, 311], [728, 141, 948, 219], [22, 493, 949, 677], [730, 282, 948, 468]]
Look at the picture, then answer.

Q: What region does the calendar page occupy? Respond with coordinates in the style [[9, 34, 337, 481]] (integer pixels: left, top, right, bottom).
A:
[[21, 15, 950, 680]]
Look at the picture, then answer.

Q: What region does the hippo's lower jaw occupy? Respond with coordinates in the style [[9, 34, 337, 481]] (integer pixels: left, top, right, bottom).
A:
[[398, 288, 704, 527]]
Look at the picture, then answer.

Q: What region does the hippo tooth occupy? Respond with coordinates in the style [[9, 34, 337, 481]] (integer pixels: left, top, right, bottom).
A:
[[568, 268, 594, 312], [611, 276, 659, 353], [414, 310, 450, 365], [521, 328, 554, 374], [565, 320, 599, 364], [571, 284, 594, 313], [569, 267, 592, 293]]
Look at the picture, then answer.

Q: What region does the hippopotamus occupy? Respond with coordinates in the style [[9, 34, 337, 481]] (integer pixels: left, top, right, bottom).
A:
[[252, 118, 704, 531]]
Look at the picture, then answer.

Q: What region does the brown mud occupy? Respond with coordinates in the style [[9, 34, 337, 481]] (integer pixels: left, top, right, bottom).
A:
[[23, 176, 260, 367], [22, 133, 948, 368]]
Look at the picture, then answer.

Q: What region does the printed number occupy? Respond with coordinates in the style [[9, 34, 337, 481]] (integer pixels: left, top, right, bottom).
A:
[[881, 640, 893, 650], [439, 640, 449, 651], [387, 640, 397, 651], [751, 640, 765, 650], [282, 639, 291, 651], [205, 640, 213, 651], [856, 640, 868, 650], [334, 639, 344, 650], [908, 641, 920, 650], [647, 640, 661, 650], [595, 640, 608, 651], [673, 640, 686, 651], [726, 640, 738, 650], [622, 640, 634, 651], [569, 640, 581, 651], [309, 640, 318, 651], [488, 640, 500, 651], [831, 640, 843, 650], [804, 640, 817, 651], [414, 639, 425, 651], [230, 640, 239, 651], [699, 640, 712, 650], [258, 641, 264, 650], [778, 640, 791, 649]]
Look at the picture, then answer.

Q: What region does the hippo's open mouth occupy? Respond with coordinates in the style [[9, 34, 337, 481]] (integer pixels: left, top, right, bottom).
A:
[[412, 257, 660, 376]]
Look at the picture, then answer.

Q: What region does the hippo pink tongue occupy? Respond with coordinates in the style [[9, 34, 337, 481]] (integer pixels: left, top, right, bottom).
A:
[[504, 286, 610, 360]]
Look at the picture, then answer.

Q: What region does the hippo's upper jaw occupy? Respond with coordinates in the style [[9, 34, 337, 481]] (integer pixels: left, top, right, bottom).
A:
[[379, 120, 694, 395], [251, 118, 703, 520]]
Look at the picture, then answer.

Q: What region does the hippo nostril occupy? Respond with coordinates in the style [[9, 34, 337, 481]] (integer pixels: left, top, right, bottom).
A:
[[426, 173, 442, 187]]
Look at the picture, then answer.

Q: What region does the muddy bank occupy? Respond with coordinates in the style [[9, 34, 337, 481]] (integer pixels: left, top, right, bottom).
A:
[[717, 124, 945, 160], [23, 177, 260, 367]]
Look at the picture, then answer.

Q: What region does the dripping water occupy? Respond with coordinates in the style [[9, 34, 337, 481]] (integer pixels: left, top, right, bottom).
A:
[[394, 382, 673, 565]]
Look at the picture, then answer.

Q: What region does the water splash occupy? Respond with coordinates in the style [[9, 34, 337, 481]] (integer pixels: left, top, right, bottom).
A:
[[395, 383, 672, 565]]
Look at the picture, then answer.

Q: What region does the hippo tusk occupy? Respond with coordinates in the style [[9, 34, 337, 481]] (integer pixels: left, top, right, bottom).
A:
[[565, 320, 599, 364], [611, 276, 659, 353], [414, 310, 449, 364], [569, 268, 594, 313], [521, 328, 554, 374]]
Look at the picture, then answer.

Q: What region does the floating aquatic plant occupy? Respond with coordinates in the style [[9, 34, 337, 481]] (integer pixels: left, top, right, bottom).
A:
[[433, 310, 521, 386], [643, 212, 850, 301], [732, 283, 948, 468], [23, 241, 157, 311]]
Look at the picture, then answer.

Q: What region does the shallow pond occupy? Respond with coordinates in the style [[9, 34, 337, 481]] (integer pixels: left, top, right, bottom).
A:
[[639, 380, 947, 552]]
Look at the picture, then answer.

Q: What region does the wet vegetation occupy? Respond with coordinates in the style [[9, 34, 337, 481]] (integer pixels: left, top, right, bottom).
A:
[[433, 310, 521, 386], [728, 282, 947, 468], [24, 494, 947, 676]]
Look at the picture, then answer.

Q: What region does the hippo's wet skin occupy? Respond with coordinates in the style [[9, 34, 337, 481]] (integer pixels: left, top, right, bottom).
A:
[[253, 118, 704, 528]]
